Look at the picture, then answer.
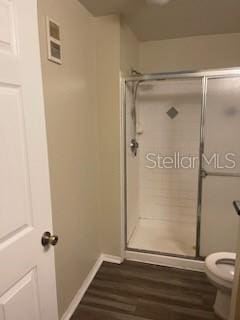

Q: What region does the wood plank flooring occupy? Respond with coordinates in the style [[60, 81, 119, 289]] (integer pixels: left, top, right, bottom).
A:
[[71, 260, 220, 320]]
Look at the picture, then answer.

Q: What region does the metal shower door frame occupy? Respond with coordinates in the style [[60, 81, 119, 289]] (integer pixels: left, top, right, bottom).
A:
[[124, 67, 240, 260]]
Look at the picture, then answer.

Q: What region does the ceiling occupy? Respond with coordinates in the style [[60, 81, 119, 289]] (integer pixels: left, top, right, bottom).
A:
[[78, 0, 240, 41]]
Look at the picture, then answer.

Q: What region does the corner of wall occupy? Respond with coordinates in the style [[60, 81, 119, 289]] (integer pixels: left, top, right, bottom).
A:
[[94, 14, 122, 257], [120, 19, 140, 76]]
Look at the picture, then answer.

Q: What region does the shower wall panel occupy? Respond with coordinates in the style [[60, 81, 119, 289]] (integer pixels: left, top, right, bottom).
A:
[[137, 80, 202, 226]]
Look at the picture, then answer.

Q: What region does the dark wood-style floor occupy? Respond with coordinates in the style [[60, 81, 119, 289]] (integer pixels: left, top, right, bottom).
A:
[[71, 260, 220, 320]]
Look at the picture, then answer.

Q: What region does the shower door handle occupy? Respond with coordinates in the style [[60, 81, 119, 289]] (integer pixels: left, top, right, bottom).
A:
[[200, 169, 208, 178], [200, 169, 240, 178]]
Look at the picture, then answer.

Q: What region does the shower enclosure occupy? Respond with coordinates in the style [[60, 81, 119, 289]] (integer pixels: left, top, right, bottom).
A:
[[124, 69, 240, 260]]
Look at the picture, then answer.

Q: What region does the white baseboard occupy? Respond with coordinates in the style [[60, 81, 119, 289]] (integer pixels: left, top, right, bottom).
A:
[[61, 253, 122, 320], [101, 253, 123, 264]]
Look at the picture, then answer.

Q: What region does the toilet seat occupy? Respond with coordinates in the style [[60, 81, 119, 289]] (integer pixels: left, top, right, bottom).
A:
[[205, 253, 236, 289], [205, 252, 236, 320]]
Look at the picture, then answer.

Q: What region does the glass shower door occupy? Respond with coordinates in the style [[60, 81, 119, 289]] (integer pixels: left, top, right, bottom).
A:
[[125, 78, 203, 257], [200, 77, 240, 257]]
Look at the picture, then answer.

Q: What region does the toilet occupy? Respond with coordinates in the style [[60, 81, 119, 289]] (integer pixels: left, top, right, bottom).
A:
[[205, 252, 236, 320]]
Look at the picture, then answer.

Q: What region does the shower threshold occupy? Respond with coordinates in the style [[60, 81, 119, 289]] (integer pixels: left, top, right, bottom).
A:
[[127, 218, 196, 257], [125, 249, 204, 272]]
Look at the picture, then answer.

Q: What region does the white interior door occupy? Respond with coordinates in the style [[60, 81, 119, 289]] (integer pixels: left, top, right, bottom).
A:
[[0, 0, 58, 319]]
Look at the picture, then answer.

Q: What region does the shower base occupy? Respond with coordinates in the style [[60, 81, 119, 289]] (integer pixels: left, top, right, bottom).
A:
[[128, 218, 196, 257]]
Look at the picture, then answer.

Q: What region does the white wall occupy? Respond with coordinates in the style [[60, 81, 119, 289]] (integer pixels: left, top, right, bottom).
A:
[[140, 33, 240, 73], [95, 15, 122, 256], [120, 21, 139, 76], [38, 8, 137, 316], [38, 0, 100, 317]]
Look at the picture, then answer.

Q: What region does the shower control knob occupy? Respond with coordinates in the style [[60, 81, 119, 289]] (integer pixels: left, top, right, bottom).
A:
[[41, 231, 59, 247], [130, 139, 138, 148], [130, 139, 139, 156]]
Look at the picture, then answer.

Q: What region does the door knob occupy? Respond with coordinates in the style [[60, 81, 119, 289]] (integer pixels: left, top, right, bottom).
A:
[[41, 231, 59, 247]]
